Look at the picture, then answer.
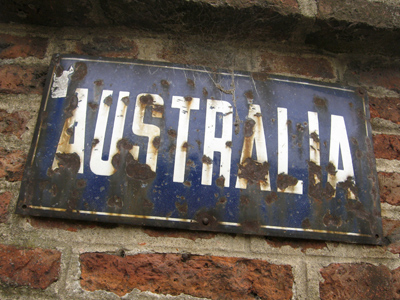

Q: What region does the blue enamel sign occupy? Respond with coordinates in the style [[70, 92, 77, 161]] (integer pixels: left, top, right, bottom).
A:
[[16, 55, 383, 244]]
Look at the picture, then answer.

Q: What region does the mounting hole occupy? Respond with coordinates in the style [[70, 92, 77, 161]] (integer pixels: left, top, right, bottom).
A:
[[375, 234, 380, 239], [21, 204, 27, 209]]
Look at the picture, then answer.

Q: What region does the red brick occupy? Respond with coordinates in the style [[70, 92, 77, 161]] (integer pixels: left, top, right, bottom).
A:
[[0, 148, 26, 182], [75, 37, 139, 58], [0, 64, 47, 94], [373, 134, 400, 160], [379, 172, 400, 206], [345, 61, 400, 92], [143, 228, 215, 240], [81, 253, 294, 299], [0, 34, 48, 59], [0, 191, 12, 223], [370, 96, 400, 123], [0, 244, 61, 289], [0, 109, 30, 138], [382, 219, 400, 255], [266, 237, 327, 253], [259, 52, 335, 79], [320, 263, 399, 300]]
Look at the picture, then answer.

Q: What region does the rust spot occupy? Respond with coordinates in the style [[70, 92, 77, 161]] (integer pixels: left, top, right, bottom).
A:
[[196, 140, 201, 149], [92, 139, 99, 147], [254, 112, 262, 117], [169, 144, 176, 154], [323, 211, 342, 227], [121, 96, 130, 106], [244, 119, 255, 137], [167, 129, 177, 138], [296, 123, 305, 132], [104, 95, 113, 106], [356, 87, 366, 97], [337, 177, 358, 198], [55, 153, 80, 174], [183, 181, 191, 187], [88, 102, 98, 110], [153, 105, 164, 114], [71, 62, 87, 81], [287, 120, 292, 126], [202, 87, 208, 97], [161, 80, 169, 87], [324, 182, 335, 200], [238, 158, 270, 185], [66, 126, 74, 136], [175, 201, 188, 214], [215, 175, 225, 188], [346, 200, 370, 221], [111, 153, 121, 169], [55, 65, 64, 77], [313, 96, 327, 108], [186, 159, 195, 167], [302, 218, 311, 229], [310, 131, 319, 143], [152, 136, 161, 149], [241, 220, 260, 232], [265, 192, 278, 204], [217, 197, 227, 205], [184, 96, 192, 102], [64, 94, 78, 118], [240, 195, 250, 205], [277, 173, 298, 190], [244, 90, 253, 99], [351, 137, 358, 145], [202, 155, 213, 165], [326, 162, 337, 175], [187, 78, 195, 87], [94, 79, 104, 86], [225, 141, 232, 148], [251, 72, 269, 81], [126, 162, 156, 180], [181, 142, 188, 149], [51, 184, 58, 197], [107, 195, 123, 209], [140, 94, 154, 105], [308, 161, 323, 202], [76, 179, 87, 189], [117, 138, 133, 151]]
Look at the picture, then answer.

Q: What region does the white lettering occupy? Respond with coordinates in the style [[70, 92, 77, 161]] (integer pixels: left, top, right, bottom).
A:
[[52, 88, 88, 173], [171, 96, 200, 183], [132, 93, 164, 172], [90, 91, 130, 176], [236, 104, 270, 190], [277, 107, 303, 194], [328, 114, 356, 199], [202, 99, 232, 187]]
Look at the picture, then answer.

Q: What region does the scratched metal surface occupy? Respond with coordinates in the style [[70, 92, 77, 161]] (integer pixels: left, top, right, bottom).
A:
[[16, 55, 382, 244]]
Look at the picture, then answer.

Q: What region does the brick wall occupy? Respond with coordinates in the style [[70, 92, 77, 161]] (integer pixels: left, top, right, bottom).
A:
[[1, 1, 400, 299]]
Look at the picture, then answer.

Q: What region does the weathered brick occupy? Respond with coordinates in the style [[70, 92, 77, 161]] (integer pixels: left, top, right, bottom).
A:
[[0, 191, 12, 223], [370, 96, 400, 123], [75, 37, 139, 58], [81, 253, 294, 299], [0, 64, 47, 94], [259, 52, 335, 79], [379, 172, 400, 206], [0, 148, 26, 182], [0, 109, 30, 138], [382, 219, 400, 255], [0, 33, 48, 59], [266, 237, 327, 253], [317, 0, 400, 29], [143, 228, 215, 240], [373, 134, 400, 160], [320, 263, 400, 300], [0, 244, 61, 289], [345, 60, 400, 92]]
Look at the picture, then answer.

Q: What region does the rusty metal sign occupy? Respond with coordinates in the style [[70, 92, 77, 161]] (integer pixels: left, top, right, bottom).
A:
[[16, 55, 382, 244]]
